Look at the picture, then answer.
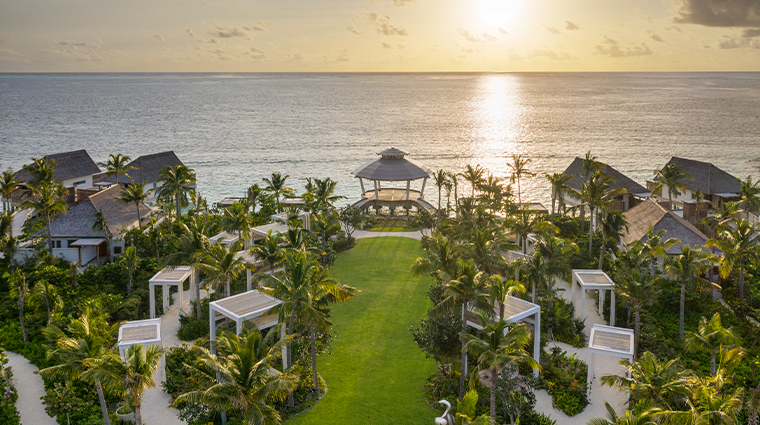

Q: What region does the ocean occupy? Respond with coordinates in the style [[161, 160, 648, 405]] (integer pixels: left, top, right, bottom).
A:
[[1, 72, 759, 208]]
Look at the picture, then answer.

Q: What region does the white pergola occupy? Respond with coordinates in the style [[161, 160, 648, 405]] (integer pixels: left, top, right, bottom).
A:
[[571, 269, 616, 327], [209, 290, 287, 370], [587, 324, 634, 395], [117, 318, 166, 381], [271, 211, 311, 230], [209, 231, 241, 247], [149, 266, 195, 319], [234, 250, 264, 291], [465, 295, 541, 377]]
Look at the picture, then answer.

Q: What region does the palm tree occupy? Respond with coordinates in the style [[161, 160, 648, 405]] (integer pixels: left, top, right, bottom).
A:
[[488, 275, 525, 321], [20, 181, 68, 251], [740, 175, 760, 220], [582, 151, 601, 182], [39, 308, 120, 425], [246, 183, 263, 215], [0, 167, 22, 214], [122, 246, 140, 296], [434, 259, 490, 399], [649, 164, 693, 211], [312, 212, 341, 267], [588, 402, 661, 425], [704, 201, 743, 234], [507, 154, 534, 206], [600, 351, 689, 409], [22, 156, 56, 187], [747, 385, 760, 425], [598, 210, 628, 270], [639, 225, 679, 276], [164, 216, 210, 318], [117, 183, 149, 226], [249, 232, 285, 272], [544, 172, 573, 218], [466, 228, 510, 275], [478, 173, 505, 214], [92, 209, 112, 263], [447, 171, 460, 215], [98, 153, 137, 185], [3, 270, 29, 342], [154, 164, 196, 219], [663, 245, 714, 340], [195, 240, 251, 299], [462, 312, 538, 420], [615, 269, 660, 355], [522, 251, 545, 304], [220, 202, 252, 240], [94, 344, 165, 425], [433, 169, 448, 219], [27, 278, 61, 324], [411, 232, 460, 283], [708, 219, 760, 304], [175, 329, 298, 424], [684, 313, 741, 376], [304, 177, 344, 213], [534, 234, 577, 299], [459, 164, 486, 199], [263, 172, 292, 211], [573, 170, 626, 252]]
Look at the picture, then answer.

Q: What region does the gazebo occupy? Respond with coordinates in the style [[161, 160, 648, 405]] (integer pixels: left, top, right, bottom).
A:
[[465, 295, 541, 377], [209, 290, 287, 370], [117, 318, 165, 380], [351, 147, 435, 212], [149, 266, 196, 319], [586, 324, 634, 395], [570, 269, 616, 327]]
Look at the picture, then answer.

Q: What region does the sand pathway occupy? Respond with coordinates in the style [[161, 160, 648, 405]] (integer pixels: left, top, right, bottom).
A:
[[5, 351, 57, 425]]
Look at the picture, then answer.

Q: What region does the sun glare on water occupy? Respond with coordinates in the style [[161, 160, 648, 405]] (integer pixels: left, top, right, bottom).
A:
[[476, 0, 521, 25]]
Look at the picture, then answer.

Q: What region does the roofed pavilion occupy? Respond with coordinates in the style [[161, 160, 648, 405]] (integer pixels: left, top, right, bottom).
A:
[[351, 147, 435, 212]]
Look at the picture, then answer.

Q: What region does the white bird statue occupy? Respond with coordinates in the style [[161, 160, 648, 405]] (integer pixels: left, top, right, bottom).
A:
[[434, 399, 455, 425]]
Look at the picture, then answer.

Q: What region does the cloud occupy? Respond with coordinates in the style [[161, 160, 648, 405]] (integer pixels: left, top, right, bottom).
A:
[[153, 33, 166, 42], [498, 27, 509, 35], [391, 0, 420, 5], [743, 29, 760, 37], [546, 26, 561, 34], [674, 0, 760, 28], [565, 21, 580, 30], [0, 33, 14, 44], [347, 24, 364, 35], [528, 48, 575, 60], [594, 36, 653, 57], [718, 37, 760, 48], [383, 42, 393, 49], [186, 28, 219, 44], [58, 39, 100, 48], [286, 52, 305, 62], [334, 48, 352, 62], [364, 12, 408, 36], [664, 26, 683, 33], [461, 46, 481, 54], [647, 31, 665, 42], [0, 48, 25, 61], [247, 46, 268, 60], [205, 21, 251, 39], [457, 28, 498, 42]]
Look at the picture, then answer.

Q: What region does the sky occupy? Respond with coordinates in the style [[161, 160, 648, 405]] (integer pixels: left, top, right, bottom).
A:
[[1, 0, 759, 72]]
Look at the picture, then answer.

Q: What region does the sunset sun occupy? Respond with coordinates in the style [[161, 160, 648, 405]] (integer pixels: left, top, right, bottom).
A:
[[476, 0, 520, 25]]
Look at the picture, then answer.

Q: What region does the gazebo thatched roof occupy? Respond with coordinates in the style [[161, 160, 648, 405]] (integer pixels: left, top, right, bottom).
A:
[[352, 147, 432, 182]]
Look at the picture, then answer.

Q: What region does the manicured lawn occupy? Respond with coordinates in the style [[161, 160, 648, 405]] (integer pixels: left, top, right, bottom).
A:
[[288, 237, 437, 425], [367, 226, 418, 232]]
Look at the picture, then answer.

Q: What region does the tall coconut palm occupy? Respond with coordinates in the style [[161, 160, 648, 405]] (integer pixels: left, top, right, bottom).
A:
[[433, 169, 449, 219], [573, 170, 626, 252], [663, 245, 714, 340], [20, 181, 68, 251], [434, 259, 490, 399], [478, 174, 505, 214], [600, 351, 689, 410], [195, 240, 251, 299], [220, 202, 252, 240], [466, 228, 511, 275], [263, 172, 292, 211], [117, 183, 149, 226], [174, 329, 298, 425], [649, 164, 693, 211], [462, 312, 538, 420], [708, 219, 760, 304], [0, 167, 22, 214], [92, 209, 112, 263], [304, 177, 344, 213], [447, 171, 461, 216], [94, 344, 165, 425], [508, 205, 556, 254], [27, 278, 61, 324], [122, 246, 140, 296], [4, 270, 29, 342], [588, 402, 661, 425], [544, 172, 573, 218], [488, 275, 525, 321], [535, 234, 577, 299], [598, 210, 629, 270], [246, 183, 263, 215], [459, 164, 486, 199], [98, 153, 137, 185], [614, 269, 660, 355], [21, 157, 56, 187], [164, 216, 210, 318], [582, 151, 601, 182], [507, 154, 534, 206], [411, 232, 460, 283], [249, 232, 285, 272], [312, 212, 341, 267], [685, 313, 741, 376], [639, 225, 679, 275], [740, 175, 760, 220], [39, 308, 120, 425], [154, 164, 196, 219], [704, 201, 743, 234]]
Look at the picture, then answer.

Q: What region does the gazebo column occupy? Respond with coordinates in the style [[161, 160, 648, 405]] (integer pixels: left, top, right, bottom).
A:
[[373, 180, 379, 200], [533, 309, 541, 377], [149, 283, 156, 319], [406, 180, 411, 201], [359, 178, 365, 195], [610, 291, 616, 327], [420, 177, 428, 199]]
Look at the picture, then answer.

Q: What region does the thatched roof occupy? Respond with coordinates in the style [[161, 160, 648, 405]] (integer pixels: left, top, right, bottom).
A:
[[17, 150, 100, 183], [352, 147, 432, 181], [563, 157, 648, 194], [100, 151, 184, 185], [622, 199, 708, 254], [654, 157, 740, 195], [48, 185, 151, 238]]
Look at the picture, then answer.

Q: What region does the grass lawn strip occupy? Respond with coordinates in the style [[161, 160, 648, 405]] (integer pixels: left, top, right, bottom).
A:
[[287, 237, 437, 425]]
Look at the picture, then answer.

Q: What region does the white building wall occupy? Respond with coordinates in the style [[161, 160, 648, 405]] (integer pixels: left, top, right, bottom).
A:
[[61, 175, 94, 189]]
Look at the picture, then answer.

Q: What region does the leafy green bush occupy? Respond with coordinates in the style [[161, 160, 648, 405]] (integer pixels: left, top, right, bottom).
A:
[[0, 320, 51, 368], [551, 391, 582, 416], [540, 346, 588, 416], [42, 380, 102, 425], [0, 349, 20, 425]]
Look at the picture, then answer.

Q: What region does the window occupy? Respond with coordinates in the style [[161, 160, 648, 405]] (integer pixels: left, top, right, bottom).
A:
[[54, 240, 62, 249], [72, 180, 86, 186], [113, 246, 122, 255], [67, 240, 77, 247]]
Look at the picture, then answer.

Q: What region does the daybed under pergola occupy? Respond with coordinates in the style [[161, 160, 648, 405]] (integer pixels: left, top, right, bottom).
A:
[[465, 295, 541, 377], [351, 147, 435, 212], [149, 266, 196, 319], [586, 324, 634, 395], [570, 269, 616, 326], [117, 318, 165, 380], [209, 290, 287, 370]]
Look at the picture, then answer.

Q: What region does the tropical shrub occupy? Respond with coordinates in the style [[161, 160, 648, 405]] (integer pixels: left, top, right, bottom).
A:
[[0, 349, 20, 425], [539, 346, 588, 416]]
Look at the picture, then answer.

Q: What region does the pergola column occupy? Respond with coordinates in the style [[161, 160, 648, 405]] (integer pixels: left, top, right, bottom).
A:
[[533, 309, 541, 377], [280, 324, 288, 371], [580, 288, 587, 322], [610, 291, 616, 327], [150, 283, 156, 319], [587, 352, 595, 395], [210, 304, 217, 354], [247, 270, 252, 291], [599, 290, 605, 316]]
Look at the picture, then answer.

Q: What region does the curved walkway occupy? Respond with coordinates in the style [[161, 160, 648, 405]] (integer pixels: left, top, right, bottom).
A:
[[5, 351, 57, 425]]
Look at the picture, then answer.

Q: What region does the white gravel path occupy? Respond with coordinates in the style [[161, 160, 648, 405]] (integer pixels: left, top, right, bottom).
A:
[[5, 351, 57, 425], [352, 229, 424, 240]]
